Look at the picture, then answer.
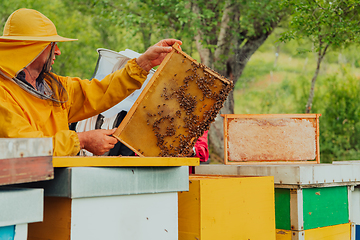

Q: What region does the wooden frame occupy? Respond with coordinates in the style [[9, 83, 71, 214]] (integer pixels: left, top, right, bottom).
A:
[[0, 156, 53, 186], [223, 114, 321, 164], [113, 43, 232, 157]]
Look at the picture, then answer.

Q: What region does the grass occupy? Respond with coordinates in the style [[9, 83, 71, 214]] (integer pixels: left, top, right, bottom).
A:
[[234, 45, 360, 115]]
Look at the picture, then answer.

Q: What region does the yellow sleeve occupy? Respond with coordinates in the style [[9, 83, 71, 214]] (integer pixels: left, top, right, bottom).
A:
[[52, 130, 80, 156], [66, 58, 148, 123], [0, 90, 80, 156]]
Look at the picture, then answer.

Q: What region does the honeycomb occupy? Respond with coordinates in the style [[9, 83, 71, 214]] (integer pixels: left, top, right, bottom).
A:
[[113, 43, 233, 157], [224, 114, 320, 163]]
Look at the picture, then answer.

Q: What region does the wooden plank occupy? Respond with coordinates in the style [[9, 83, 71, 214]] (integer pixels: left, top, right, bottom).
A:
[[179, 175, 276, 240], [0, 156, 53, 186], [0, 226, 14, 240], [275, 188, 291, 230], [0, 188, 43, 227], [276, 229, 292, 240], [356, 224, 360, 240], [305, 223, 351, 240], [52, 156, 199, 167], [350, 186, 360, 225], [223, 114, 229, 165], [201, 176, 275, 240], [221, 114, 320, 119], [303, 186, 349, 230], [71, 193, 178, 239], [290, 189, 304, 231], [178, 180, 201, 240], [196, 164, 360, 186], [28, 197, 71, 240], [316, 115, 320, 163], [224, 161, 317, 165], [0, 138, 52, 159], [276, 224, 351, 240], [114, 43, 233, 157]]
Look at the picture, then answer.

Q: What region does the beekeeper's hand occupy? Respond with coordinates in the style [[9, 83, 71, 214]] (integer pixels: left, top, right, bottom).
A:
[[136, 39, 182, 72], [77, 128, 118, 156]]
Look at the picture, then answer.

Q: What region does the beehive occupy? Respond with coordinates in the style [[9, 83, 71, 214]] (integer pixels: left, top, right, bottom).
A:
[[28, 165, 189, 240], [113, 43, 233, 157], [223, 114, 321, 164], [178, 175, 276, 240], [275, 187, 349, 231]]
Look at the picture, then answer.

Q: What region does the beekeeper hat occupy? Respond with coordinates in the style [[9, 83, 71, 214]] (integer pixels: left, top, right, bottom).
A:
[[0, 8, 77, 42]]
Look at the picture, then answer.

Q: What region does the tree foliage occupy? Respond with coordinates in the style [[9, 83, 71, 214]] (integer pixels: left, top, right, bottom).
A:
[[280, 0, 360, 113], [0, 0, 289, 159], [314, 72, 360, 162]]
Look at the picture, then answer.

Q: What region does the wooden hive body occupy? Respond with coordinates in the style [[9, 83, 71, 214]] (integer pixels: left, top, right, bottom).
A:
[[114, 43, 233, 157], [178, 175, 276, 240]]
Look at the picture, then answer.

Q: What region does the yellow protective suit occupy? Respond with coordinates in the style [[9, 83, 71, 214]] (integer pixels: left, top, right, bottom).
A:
[[0, 41, 148, 156]]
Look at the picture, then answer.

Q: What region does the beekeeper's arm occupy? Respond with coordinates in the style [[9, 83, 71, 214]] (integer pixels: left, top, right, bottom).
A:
[[70, 39, 182, 155]]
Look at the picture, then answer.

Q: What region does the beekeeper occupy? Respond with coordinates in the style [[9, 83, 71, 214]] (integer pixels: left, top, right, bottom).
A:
[[0, 8, 181, 156]]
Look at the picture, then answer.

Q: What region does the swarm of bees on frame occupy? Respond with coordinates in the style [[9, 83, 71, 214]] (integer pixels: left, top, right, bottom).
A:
[[139, 54, 233, 157]]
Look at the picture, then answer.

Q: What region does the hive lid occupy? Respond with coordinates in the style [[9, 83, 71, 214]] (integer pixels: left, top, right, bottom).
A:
[[222, 114, 321, 164], [0, 138, 53, 185], [113, 43, 233, 157]]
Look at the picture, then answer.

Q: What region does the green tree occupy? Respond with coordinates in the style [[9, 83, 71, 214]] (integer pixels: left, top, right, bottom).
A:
[[1, 0, 289, 159], [191, 0, 288, 158], [280, 0, 360, 113], [0, 0, 105, 78], [63, 0, 289, 159]]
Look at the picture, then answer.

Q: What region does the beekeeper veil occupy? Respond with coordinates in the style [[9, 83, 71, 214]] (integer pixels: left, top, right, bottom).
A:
[[0, 8, 77, 104]]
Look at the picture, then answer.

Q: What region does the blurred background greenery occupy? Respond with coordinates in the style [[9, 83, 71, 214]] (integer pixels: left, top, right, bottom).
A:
[[1, 0, 360, 163]]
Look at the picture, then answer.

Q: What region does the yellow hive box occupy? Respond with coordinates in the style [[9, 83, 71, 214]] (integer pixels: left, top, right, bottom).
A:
[[114, 43, 233, 157], [276, 223, 351, 240], [178, 175, 276, 240]]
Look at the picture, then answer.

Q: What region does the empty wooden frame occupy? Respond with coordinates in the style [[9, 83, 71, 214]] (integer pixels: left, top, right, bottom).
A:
[[223, 114, 321, 164], [113, 43, 233, 157]]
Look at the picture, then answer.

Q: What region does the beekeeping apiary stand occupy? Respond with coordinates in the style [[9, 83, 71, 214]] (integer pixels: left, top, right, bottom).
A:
[[0, 138, 53, 240], [25, 156, 198, 240], [195, 163, 360, 240]]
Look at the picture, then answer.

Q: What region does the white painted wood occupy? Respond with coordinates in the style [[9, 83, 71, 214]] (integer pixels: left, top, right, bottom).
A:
[[290, 189, 304, 231], [70, 167, 188, 198], [313, 164, 360, 184], [349, 186, 353, 224], [194, 164, 239, 175], [14, 224, 27, 240], [351, 223, 355, 240], [0, 138, 52, 159], [350, 187, 360, 224], [291, 230, 305, 240], [238, 165, 305, 184], [0, 188, 43, 226], [333, 161, 360, 165], [70, 192, 178, 240], [196, 164, 360, 186], [29, 167, 189, 198]]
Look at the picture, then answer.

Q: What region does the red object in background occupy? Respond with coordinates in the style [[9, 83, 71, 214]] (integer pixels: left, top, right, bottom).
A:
[[189, 130, 209, 174]]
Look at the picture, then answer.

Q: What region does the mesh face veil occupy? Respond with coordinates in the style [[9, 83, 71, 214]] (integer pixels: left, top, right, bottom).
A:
[[0, 9, 76, 105], [10, 42, 69, 105]]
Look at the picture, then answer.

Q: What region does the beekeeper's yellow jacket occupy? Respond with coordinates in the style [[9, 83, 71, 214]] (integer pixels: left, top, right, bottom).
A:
[[0, 8, 148, 156], [0, 41, 147, 156]]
